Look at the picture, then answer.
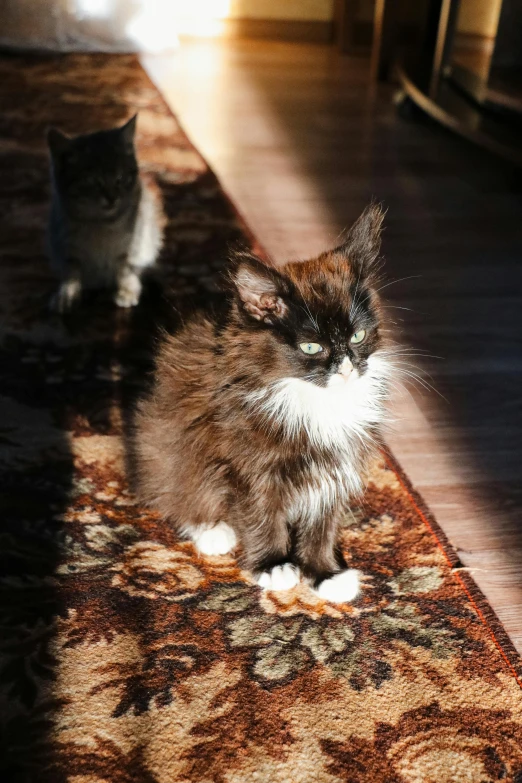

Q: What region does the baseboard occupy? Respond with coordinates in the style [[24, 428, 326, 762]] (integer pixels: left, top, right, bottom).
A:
[[180, 18, 334, 44]]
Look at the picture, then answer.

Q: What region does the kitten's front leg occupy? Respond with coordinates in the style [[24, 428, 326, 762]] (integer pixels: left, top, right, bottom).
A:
[[115, 267, 142, 308], [191, 522, 238, 556], [240, 509, 299, 592], [50, 262, 82, 313], [295, 515, 360, 604]]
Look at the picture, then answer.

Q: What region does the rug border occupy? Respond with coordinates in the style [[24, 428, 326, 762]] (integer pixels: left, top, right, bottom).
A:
[[384, 447, 522, 688], [141, 55, 522, 691]]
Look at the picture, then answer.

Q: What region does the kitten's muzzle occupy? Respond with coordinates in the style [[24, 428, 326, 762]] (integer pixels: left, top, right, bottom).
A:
[[327, 357, 354, 389], [338, 357, 353, 379]]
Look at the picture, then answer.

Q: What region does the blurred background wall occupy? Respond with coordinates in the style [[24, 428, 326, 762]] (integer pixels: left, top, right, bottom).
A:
[[0, 0, 502, 53]]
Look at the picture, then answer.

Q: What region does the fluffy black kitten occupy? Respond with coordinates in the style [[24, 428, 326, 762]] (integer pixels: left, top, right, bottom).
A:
[[47, 115, 163, 311]]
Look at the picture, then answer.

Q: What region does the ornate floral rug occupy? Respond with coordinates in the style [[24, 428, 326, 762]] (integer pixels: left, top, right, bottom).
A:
[[1, 52, 522, 783]]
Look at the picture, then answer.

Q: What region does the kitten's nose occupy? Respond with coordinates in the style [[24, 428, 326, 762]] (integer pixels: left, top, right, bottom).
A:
[[339, 357, 353, 379], [101, 191, 116, 208]]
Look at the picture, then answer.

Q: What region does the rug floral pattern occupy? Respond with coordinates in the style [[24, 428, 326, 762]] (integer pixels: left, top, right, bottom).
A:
[[0, 53, 521, 783]]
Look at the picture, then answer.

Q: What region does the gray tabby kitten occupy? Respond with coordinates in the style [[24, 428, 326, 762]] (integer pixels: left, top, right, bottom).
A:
[[47, 115, 164, 311]]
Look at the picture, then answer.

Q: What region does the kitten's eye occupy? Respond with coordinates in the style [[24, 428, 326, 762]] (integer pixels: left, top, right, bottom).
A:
[[299, 342, 323, 355], [350, 330, 366, 344]]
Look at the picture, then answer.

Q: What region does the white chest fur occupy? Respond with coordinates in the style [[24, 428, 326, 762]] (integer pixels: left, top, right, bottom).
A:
[[250, 353, 390, 447], [248, 352, 392, 526], [286, 456, 359, 527]]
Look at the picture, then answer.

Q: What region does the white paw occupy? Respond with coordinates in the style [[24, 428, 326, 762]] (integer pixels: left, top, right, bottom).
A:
[[50, 279, 81, 313], [115, 273, 141, 308], [313, 569, 360, 603], [257, 563, 300, 591], [192, 522, 237, 556]]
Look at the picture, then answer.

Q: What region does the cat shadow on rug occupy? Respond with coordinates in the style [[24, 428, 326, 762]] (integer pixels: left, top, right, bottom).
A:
[[0, 330, 76, 781], [0, 276, 175, 781]]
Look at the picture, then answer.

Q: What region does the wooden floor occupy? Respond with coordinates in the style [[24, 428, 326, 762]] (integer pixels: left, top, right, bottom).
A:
[[142, 40, 522, 652]]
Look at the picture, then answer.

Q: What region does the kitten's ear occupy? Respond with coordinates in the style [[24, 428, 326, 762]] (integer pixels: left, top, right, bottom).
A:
[[47, 127, 71, 157], [338, 203, 385, 272], [231, 255, 290, 323], [120, 114, 137, 148]]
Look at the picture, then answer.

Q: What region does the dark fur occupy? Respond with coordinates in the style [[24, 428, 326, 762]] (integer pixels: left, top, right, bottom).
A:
[[134, 205, 388, 587], [48, 117, 139, 223]]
